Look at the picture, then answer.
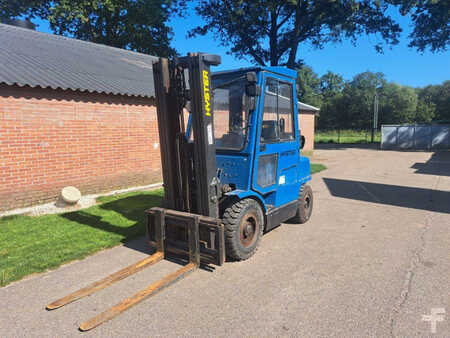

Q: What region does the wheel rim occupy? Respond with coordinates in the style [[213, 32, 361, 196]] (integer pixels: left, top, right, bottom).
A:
[[304, 195, 311, 210], [239, 212, 259, 248]]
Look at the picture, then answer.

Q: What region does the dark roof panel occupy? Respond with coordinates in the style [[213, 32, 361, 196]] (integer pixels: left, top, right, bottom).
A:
[[0, 23, 158, 98]]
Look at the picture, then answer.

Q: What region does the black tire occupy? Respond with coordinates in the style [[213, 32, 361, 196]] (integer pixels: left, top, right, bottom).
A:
[[290, 184, 313, 224], [222, 199, 264, 261]]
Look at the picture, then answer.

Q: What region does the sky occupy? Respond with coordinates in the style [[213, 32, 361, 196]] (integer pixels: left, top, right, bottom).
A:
[[33, 5, 449, 88]]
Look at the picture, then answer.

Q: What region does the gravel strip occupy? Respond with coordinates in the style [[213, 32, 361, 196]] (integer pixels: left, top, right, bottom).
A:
[[0, 182, 163, 218]]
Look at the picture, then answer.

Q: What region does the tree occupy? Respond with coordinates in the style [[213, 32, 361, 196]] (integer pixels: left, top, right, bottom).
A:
[[296, 65, 322, 107], [311, 68, 447, 130], [417, 81, 450, 121], [345, 72, 386, 129], [415, 85, 436, 122], [320, 71, 345, 99], [316, 71, 345, 129], [389, 0, 450, 52], [0, 0, 185, 57], [379, 83, 418, 124], [190, 0, 402, 68], [317, 93, 346, 130], [0, 0, 49, 21], [318, 71, 387, 130], [433, 81, 450, 121], [415, 100, 435, 123]]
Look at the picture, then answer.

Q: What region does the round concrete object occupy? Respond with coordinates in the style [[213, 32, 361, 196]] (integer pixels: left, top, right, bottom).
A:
[[61, 186, 81, 204]]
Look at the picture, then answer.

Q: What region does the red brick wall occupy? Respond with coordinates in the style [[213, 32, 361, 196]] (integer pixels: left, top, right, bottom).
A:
[[299, 111, 315, 151], [0, 84, 161, 211]]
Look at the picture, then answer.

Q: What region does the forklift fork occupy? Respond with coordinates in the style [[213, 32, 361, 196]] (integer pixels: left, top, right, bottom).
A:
[[46, 207, 224, 331]]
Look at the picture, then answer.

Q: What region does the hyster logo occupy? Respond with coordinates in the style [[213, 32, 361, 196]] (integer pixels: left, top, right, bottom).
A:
[[203, 70, 211, 116]]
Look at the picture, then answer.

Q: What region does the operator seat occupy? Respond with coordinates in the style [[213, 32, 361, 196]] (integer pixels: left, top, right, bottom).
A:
[[261, 120, 279, 142]]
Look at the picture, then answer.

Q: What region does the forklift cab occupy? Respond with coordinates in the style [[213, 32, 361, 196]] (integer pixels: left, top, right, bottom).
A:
[[206, 67, 312, 231]]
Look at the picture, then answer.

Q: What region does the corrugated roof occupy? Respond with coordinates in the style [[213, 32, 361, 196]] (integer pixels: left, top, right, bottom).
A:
[[298, 101, 320, 111], [0, 23, 158, 98]]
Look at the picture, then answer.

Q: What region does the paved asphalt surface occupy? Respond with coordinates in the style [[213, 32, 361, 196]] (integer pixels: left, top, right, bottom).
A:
[[1, 146, 449, 337]]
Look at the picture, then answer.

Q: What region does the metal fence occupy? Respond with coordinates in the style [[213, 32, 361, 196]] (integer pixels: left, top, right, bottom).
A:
[[315, 129, 381, 144], [381, 124, 450, 150]]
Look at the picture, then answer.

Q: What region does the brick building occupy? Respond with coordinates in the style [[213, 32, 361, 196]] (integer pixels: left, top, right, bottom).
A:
[[0, 23, 317, 212], [297, 102, 319, 151]]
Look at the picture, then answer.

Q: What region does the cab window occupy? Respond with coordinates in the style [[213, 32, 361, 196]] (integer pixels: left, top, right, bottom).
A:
[[260, 78, 295, 143]]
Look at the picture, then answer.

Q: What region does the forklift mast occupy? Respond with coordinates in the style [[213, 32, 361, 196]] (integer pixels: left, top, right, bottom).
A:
[[153, 53, 221, 218]]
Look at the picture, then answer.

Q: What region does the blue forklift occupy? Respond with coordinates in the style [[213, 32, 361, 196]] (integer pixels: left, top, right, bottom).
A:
[[46, 53, 313, 330]]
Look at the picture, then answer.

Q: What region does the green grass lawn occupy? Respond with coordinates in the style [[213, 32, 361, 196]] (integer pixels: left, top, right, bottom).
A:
[[0, 163, 327, 287], [315, 130, 381, 144], [311, 163, 327, 174], [0, 189, 164, 287]]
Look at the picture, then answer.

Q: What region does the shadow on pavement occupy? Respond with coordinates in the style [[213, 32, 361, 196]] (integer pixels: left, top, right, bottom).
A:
[[411, 151, 450, 177], [124, 236, 215, 272], [323, 177, 450, 214]]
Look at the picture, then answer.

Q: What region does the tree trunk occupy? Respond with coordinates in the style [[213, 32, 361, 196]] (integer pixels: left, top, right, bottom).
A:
[[287, 44, 299, 69], [269, 9, 278, 66], [286, 1, 302, 69]]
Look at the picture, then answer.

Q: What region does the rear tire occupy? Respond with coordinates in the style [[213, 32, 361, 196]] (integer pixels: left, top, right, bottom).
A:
[[222, 199, 264, 261], [290, 184, 313, 224]]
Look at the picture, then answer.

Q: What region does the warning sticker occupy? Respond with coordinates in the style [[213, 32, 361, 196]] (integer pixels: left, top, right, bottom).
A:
[[207, 123, 214, 145]]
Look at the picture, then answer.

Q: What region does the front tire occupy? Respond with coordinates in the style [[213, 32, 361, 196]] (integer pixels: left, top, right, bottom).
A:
[[222, 199, 264, 261], [290, 184, 313, 224]]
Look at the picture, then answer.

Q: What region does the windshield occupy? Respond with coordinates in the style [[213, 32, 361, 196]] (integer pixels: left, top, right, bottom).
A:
[[212, 76, 248, 151]]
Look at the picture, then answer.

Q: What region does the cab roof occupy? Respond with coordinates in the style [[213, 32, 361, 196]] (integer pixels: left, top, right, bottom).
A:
[[213, 66, 297, 80]]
